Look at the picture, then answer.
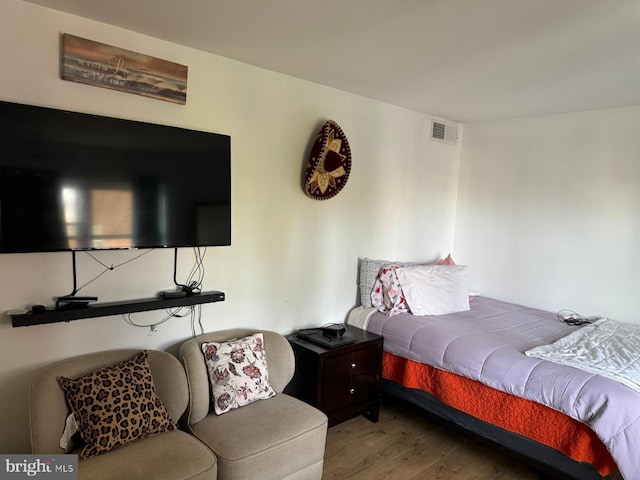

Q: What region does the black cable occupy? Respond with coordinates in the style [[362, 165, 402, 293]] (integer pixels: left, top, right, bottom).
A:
[[185, 247, 206, 293], [173, 247, 207, 294], [125, 248, 208, 333], [557, 309, 592, 326]]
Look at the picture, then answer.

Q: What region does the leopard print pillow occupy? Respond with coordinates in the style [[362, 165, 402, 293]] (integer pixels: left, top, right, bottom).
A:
[[57, 350, 176, 459]]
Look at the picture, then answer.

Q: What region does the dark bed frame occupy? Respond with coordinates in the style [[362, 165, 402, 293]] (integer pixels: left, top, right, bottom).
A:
[[382, 379, 618, 480]]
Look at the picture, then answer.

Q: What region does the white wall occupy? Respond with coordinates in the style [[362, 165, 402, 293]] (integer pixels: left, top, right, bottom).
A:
[[455, 107, 640, 323], [0, 0, 462, 453]]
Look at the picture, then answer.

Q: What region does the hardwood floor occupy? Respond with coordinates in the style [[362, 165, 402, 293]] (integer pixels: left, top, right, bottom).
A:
[[322, 397, 550, 480]]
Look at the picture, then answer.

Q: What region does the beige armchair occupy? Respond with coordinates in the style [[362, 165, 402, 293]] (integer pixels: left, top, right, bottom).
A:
[[30, 349, 217, 480], [180, 329, 328, 480]]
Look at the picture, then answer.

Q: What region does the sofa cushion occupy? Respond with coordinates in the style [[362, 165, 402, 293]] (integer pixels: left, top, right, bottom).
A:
[[77, 429, 217, 480], [202, 333, 276, 414], [190, 393, 327, 479], [57, 350, 176, 459]]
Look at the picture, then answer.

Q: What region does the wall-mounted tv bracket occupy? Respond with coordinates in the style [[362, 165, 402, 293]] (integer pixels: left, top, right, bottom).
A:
[[159, 248, 201, 299], [55, 251, 98, 309]]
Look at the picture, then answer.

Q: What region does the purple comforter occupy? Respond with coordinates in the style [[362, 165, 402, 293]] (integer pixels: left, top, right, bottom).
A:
[[362, 297, 640, 480]]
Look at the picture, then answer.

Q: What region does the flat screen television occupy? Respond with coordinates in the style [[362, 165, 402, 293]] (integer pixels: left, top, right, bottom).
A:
[[0, 100, 231, 253]]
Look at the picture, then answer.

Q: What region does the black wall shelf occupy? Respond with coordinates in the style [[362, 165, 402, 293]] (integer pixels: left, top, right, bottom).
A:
[[10, 291, 225, 327]]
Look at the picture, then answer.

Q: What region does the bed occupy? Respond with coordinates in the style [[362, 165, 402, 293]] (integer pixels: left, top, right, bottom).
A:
[[347, 258, 639, 480]]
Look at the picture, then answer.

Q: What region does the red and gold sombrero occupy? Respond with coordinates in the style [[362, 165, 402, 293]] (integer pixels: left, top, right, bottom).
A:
[[303, 120, 352, 200]]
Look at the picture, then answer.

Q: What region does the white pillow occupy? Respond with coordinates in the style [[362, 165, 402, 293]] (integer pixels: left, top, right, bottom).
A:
[[395, 264, 470, 316]]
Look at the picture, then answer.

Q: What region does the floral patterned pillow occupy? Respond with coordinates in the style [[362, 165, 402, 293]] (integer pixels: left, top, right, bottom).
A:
[[371, 264, 412, 316], [371, 255, 460, 316], [201, 333, 276, 415]]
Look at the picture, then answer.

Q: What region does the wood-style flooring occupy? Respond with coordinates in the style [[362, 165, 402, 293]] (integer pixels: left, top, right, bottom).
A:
[[322, 396, 611, 480]]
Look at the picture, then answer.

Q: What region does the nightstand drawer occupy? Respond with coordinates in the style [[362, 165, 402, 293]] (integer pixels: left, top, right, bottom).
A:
[[320, 370, 378, 412], [352, 371, 378, 393], [321, 380, 351, 412], [323, 346, 380, 378], [351, 372, 378, 405]]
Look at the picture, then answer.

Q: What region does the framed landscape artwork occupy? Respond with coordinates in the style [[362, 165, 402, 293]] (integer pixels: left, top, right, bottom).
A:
[[61, 34, 188, 104]]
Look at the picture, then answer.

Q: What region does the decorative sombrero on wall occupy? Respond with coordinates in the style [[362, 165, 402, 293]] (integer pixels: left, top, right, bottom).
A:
[[303, 120, 352, 200]]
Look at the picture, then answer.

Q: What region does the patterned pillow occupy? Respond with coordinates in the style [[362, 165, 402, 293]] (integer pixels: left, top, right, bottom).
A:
[[360, 257, 449, 307], [369, 254, 461, 315], [57, 351, 176, 459], [359, 258, 392, 308], [371, 264, 412, 315], [201, 333, 276, 415]]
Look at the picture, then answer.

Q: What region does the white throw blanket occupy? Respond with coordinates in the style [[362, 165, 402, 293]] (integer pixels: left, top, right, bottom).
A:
[[526, 318, 640, 394]]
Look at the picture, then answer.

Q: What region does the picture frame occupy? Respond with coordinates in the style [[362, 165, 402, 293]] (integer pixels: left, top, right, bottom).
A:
[[61, 33, 188, 104]]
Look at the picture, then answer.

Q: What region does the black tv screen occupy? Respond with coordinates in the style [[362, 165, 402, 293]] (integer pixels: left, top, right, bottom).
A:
[[0, 100, 231, 253]]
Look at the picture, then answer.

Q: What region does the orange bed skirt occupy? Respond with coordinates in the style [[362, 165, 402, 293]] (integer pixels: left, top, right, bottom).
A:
[[383, 352, 617, 476]]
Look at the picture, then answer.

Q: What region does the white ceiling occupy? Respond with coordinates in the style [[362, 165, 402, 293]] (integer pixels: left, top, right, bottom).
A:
[[24, 0, 640, 123]]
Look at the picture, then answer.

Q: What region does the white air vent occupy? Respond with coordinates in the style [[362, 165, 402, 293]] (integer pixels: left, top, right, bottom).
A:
[[430, 119, 459, 146]]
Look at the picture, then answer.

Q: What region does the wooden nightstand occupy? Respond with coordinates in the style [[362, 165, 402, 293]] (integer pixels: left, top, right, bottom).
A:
[[284, 325, 383, 426]]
